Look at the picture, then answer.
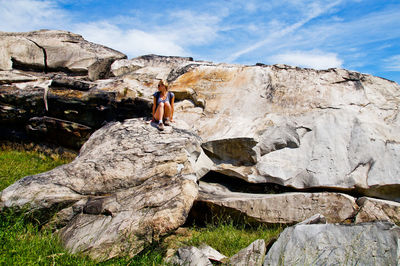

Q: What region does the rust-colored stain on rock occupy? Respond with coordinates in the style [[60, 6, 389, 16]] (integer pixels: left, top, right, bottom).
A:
[[172, 67, 235, 92]]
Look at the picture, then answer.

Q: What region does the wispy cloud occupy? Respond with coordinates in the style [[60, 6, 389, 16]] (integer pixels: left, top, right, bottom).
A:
[[225, 0, 343, 62], [383, 55, 400, 71], [269, 50, 343, 69]]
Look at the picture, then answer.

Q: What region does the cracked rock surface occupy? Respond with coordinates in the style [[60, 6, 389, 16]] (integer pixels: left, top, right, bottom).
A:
[[169, 63, 400, 201], [264, 221, 400, 265], [0, 30, 126, 77], [192, 182, 358, 224], [0, 119, 201, 260], [2, 46, 400, 200]]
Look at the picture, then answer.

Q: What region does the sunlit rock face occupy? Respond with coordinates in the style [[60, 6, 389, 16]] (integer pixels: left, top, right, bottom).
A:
[[169, 63, 400, 201], [264, 222, 400, 266]]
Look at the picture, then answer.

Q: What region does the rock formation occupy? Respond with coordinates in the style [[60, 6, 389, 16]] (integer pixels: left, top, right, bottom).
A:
[[1, 30, 400, 261]]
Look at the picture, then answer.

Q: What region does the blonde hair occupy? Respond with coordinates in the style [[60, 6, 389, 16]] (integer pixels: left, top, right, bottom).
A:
[[158, 80, 168, 90]]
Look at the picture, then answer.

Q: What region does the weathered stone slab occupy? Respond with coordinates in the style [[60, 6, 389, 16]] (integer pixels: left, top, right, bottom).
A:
[[264, 222, 400, 265], [355, 197, 400, 224], [26, 116, 92, 149], [0, 30, 126, 78], [1, 119, 203, 260], [50, 76, 95, 91], [0, 70, 38, 84], [110, 54, 195, 79], [194, 182, 358, 224]]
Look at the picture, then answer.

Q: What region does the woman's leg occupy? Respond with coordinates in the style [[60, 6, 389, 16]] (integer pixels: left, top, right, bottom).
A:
[[154, 103, 164, 122], [163, 102, 172, 120], [162, 102, 172, 126]]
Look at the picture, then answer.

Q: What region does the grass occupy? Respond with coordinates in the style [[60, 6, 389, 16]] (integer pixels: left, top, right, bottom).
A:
[[184, 222, 282, 257], [0, 146, 282, 265], [0, 208, 94, 265], [0, 148, 72, 191]]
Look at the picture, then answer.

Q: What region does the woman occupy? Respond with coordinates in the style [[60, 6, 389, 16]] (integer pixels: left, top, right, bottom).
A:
[[152, 80, 175, 131]]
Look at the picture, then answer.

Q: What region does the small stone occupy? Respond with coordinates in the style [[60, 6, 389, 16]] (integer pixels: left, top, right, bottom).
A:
[[228, 239, 266, 266]]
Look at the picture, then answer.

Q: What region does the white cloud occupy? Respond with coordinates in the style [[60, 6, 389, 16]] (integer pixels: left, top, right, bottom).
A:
[[288, 7, 400, 52], [73, 22, 187, 58], [269, 50, 343, 69], [0, 0, 68, 32], [72, 9, 223, 58], [383, 55, 400, 71]]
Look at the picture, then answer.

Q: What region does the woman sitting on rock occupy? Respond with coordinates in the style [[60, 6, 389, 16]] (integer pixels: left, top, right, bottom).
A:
[[152, 80, 175, 131]]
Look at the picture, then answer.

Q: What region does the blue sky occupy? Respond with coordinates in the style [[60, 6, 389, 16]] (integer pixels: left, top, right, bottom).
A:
[[1, 0, 400, 83]]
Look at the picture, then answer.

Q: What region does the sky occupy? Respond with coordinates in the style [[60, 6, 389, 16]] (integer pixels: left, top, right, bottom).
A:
[[1, 0, 400, 84]]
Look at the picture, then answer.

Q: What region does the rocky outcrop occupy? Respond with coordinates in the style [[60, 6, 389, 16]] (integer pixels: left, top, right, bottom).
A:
[[3, 48, 399, 202], [2, 29, 400, 261], [0, 30, 126, 79], [170, 63, 400, 201], [264, 221, 400, 265], [0, 74, 152, 148], [0, 119, 202, 260], [192, 182, 358, 224]]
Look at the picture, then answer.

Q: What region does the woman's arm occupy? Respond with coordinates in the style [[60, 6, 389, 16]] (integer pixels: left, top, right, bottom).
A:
[[170, 95, 175, 121], [152, 97, 157, 120]]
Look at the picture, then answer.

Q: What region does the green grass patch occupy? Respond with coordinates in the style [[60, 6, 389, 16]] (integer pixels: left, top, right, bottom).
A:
[[184, 222, 282, 257], [0, 149, 72, 191], [0, 208, 95, 265]]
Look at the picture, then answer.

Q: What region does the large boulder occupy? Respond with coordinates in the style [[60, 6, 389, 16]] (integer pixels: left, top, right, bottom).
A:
[[0, 119, 203, 260], [192, 182, 358, 224], [264, 221, 400, 265], [0, 30, 126, 79], [169, 63, 400, 201]]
